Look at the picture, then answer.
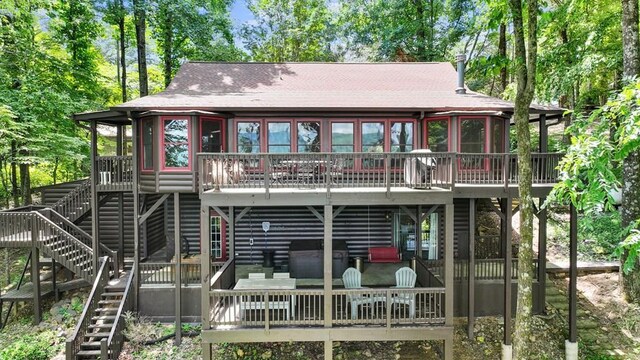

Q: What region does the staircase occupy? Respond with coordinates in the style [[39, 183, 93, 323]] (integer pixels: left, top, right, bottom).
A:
[[52, 180, 92, 223], [67, 259, 135, 360]]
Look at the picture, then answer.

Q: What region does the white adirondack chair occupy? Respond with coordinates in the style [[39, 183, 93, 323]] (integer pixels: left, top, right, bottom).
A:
[[391, 267, 417, 319], [342, 267, 373, 320]]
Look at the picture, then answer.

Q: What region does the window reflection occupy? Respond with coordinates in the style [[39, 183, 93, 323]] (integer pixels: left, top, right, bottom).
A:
[[331, 123, 354, 153], [142, 119, 153, 170], [391, 122, 413, 152], [268, 122, 291, 153], [362, 122, 384, 168], [237, 122, 261, 153], [163, 119, 189, 169], [201, 120, 222, 153], [297, 122, 321, 152], [426, 120, 448, 152]]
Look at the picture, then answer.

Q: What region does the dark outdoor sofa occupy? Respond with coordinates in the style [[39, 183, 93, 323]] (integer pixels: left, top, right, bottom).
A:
[[289, 240, 349, 278]]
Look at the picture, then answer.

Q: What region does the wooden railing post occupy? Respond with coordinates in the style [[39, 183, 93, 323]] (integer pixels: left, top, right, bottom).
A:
[[385, 153, 391, 196], [451, 153, 457, 190], [503, 153, 510, 191], [264, 154, 270, 198]]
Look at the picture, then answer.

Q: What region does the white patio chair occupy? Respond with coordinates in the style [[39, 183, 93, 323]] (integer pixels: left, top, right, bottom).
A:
[[248, 273, 266, 279], [342, 267, 373, 320], [391, 267, 417, 319], [273, 272, 290, 279]]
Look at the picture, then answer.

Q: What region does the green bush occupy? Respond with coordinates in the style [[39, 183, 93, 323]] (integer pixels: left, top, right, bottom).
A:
[[0, 333, 54, 360], [578, 212, 624, 260]]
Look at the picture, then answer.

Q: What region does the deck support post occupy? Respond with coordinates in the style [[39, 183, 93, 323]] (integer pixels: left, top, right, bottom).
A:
[[174, 192, 182, 345], [503, 196, 513, 351], [538, 197, 547, 313], [31, 247, 40, 325], [415, 205, 422, 257], [444, 202, 454, 360], [567, 203, 578, 358], [467, 198, 475, 339], [229, 206, 235, 260], [200, 203, 211, 360], [323, 205, 333, 360], [90, 120, 100, 274], [132, 118, 140, 311], [118, 192, 124, 271]]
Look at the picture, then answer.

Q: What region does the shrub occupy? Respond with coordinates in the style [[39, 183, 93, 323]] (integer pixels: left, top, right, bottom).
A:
[[578, 212, 624, 260], [0, 333, 54, 360]]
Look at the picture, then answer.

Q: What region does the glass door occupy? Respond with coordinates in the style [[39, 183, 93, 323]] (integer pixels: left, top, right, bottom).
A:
[[210, 211, 227, 261], [393, 212, 416, 260]]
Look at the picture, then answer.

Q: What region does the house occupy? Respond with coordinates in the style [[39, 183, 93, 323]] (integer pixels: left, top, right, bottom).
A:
[[0, 59, 575, 360]]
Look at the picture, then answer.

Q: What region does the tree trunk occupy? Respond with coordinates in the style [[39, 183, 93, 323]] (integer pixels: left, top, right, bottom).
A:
[[414, 0, 426, 61], [509, 0, 538, 357], [163, 12, 173, 87], [133, 0, 149, 97], [10, 140, 19, 206], [19, 162, 31, 206], [119, 0, 127, 103], [621, 0, 640, 302], [499, 23, 507, 94]]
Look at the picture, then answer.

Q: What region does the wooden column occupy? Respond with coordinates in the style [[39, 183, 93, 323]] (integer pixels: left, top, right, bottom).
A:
[[500, 198, 507, 258], [503, 196, 512, 346], [415, 205, 422, 257], [323, 205, 333, 360], [538, 197, 547, 313], [174, 193, 182, 345], [200, 203, 211, 360], [90, 121, 100, 273], [132, 118, 141, 310], [31, 247, 40, 325], [229, 206, 235, 259], [539, 114, 548, 153], [117, 124, 124, 272], [569, 203, 577, 342], [467, 198, 476, 339], [444, 202, 454, 360]]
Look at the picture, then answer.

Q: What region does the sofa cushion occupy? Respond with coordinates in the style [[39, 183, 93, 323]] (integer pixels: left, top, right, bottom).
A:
[[368, 247, 401, 263]]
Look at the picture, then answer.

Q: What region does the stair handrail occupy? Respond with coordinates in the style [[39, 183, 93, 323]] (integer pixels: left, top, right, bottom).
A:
[[65, 256, 110, 360], [31, 212, 94, 282], [101, 262, 136, 360], [52, 179, 92, 222], [42, 208, 121, 276]]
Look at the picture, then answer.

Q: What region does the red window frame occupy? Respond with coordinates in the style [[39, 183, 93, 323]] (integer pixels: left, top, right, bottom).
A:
[[160, 116, 191, 171], [423, 116, 451, 152], [266, 119, 293, 153], [199, 116, 226, 153], [458, 116, 490, 171], [140, 117, 154, 173]]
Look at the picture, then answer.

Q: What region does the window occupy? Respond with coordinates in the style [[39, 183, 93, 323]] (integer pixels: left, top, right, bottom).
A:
[[141, 118, 154, 170], [421, 212, 439, 260], [459, 117, 487, 169], [237, 122, 261, 153], [268, 122, 291, 153], [362, 122, 385, 168], [201, 118, 223, 153], [331, 122, 354, 152], [297, 121, 321, 152], [162, 117, 190, 170], [390, 122, 413, 152], [425, 119, 449, 152], [210, 214, 226, 260]]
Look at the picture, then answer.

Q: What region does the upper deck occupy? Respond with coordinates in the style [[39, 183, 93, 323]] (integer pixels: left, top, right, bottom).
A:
[[197, 152, 562, 206]]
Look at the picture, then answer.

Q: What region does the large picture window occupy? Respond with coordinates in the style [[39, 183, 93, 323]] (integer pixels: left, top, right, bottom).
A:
[[459, 117, 487, 169], [141, 118, 154, 171], [297, 121, 321, 152], [425, 119, 449, 152], [268, 122, 291, 153], [361, 122, 385, 153], [162, 117, 190, 170], [390, 122, 413, 152], [237, 122, 261, 153]]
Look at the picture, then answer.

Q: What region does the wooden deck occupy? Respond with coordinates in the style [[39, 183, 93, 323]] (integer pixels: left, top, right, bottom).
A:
[[547, 261, 619, 277]]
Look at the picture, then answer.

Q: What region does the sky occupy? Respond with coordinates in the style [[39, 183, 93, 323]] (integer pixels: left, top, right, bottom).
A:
[[229, 1, 254, 50]]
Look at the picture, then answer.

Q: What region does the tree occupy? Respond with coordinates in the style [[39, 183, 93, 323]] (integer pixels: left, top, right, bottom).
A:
[[133, 0, 149, 97], [508, 0, 539, 357], [101, 0, 128, 102], [340, 0, 476, 62], [242, 0, 337, 62], [620, 0, 640, 301]]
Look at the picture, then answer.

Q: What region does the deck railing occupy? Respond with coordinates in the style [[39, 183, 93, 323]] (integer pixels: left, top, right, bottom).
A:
[[425, 258, 540, 281], [51, 179, 92, 223], [66, 256, 110, 360], [101, 262, 135, 360], [209, 287, 445, 329], [140, 262, 225, 286], [197, 152, 562, 193], [96, 156, 133, 191]]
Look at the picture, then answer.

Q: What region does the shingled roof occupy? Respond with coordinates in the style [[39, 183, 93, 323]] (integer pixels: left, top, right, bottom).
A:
[[112, 62, 562, 114]]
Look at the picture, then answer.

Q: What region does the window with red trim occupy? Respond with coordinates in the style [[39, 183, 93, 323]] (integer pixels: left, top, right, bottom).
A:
[[201, 118, 223, 152], [491, 118, 506, 153], [331, 122, 354, 153], [459, 117, 487, 169], [237, 121, 261, 153], [267, 122, 291, 153], [141, 118, 154, 171], [297, 121, 321, 152], [390, 121, 413, 152], [425, 118, 449, 152], [162, 117, 190, 170]]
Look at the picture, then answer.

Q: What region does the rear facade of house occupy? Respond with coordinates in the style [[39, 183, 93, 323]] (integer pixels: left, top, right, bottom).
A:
[[0, 61, 564, 360]]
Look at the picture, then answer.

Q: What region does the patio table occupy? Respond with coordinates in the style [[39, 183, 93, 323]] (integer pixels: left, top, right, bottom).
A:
[[234, 278, 296, 320]]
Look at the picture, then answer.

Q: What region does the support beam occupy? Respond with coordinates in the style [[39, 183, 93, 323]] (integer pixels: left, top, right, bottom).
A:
[[444, 202, 454, 360], [420, 205, 439, 223], [538, 197, 547, 314], [118, 192, 124, 271], [569, 203, 578, 342], [235, 207, 252, 223], [489, 198, 506, 221], [90, 121, 100, 273], [31, 247, 40, 325], [138, 193, 170, 225], [211, 205, 229, 223], [503, 196, 513, 347], [132, 119, 140, 311], [229, 207, 235, 260], [174, 193, 182, 345], [332, 205, 346, 219], [200, 203, 211, 360], [415, 205, 422, 257], [323, 205, 333, 330], [400, 205, 417, 222], [468, 198, 476, 339], [308, 206, 324, 223]]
